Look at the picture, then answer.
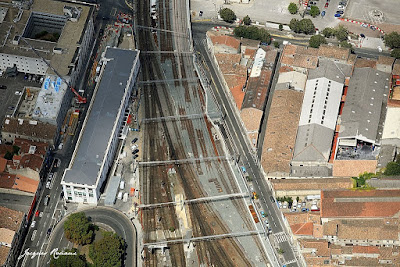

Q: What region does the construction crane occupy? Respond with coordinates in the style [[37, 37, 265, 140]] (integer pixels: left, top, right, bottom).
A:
[[20, 37, 87, 104]]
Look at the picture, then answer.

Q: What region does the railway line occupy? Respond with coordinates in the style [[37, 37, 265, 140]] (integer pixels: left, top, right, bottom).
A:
[[135, 0, 269, 265]]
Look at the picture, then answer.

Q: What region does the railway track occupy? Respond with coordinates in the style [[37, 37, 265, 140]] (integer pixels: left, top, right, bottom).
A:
[[136, 0, 267, 265]]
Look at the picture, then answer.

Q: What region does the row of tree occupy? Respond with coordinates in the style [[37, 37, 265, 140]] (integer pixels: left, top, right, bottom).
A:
[[233, 25, 272, 44], [51, 212, 126, 267], [289, 18, 315, 35]]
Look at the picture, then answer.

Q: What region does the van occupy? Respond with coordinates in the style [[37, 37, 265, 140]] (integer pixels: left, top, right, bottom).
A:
[[117, 192, 123, 200], [120, 181, 125, 190]]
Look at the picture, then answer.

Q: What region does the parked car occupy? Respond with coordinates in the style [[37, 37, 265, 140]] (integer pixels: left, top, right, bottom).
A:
[[321, 11, 326, 16], [302, 208, 309, 212], [132, 149, 139, 154], [131, 137, 138, 143], [0, 85, 6, 89], [334, 13, 341, 17], [133, 154, 138, 159], [44, 195, 50, 206], [31, 221, 36, 228], [46, 181, 51, 189], [35, 210, 40, 217], [324, 2, 328, 8], [260, 211, 267, 218], [336, 10, 344, 14], [337, 5, 345, 9]]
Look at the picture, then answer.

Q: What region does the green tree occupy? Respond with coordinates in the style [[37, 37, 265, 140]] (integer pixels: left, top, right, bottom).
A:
[[288, 3, 298, 14], [385, 162, 400, 176], [273, 41, 279, 48], [322, 27, 335, 38], [89, 232, 125, 267], [309, 6, 320, 18], [50, 248, 87, 267], [309, 34, 326, 48], [339, 41, 353, 49], [233, 25, 271, 44], [279, 24, 283, 31], [220, 8, 236, 23], [63, 212, 94, 245], [296, 196, 300, 202], [335, 26, 348, 42], [391, 48, 400, 59], [242, 15, 251, 25], [12, 145, 20, 155], [384, 32, 400, 49], [299, 19, 316, 34], [289, 18, 300, 33]]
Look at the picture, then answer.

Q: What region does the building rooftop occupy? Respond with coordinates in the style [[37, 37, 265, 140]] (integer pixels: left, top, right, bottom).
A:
[[276, 71, 307, 91], [332, 160, 377, 177], [281, 44, 318, 69], [354, 58, 377, 68], [242, 69, 271, 110], [382, 107, 400, 140], [318, 45, 350, 61], [0, 246, 9, 266], [209, 34, 240, 51], [0, 206, 23, 231], [323, 219, 400, 240], [63, 48, 139, 186], [271, 177, 352, 191], [338, 68, 390, 145], [32, 75, 69, 123], [299, 239, 331, 257], [292, 124, 335, 162], [261, 89, 304, 175], [307, 58, 352, 83], [0, 228, 14, 245], [14, 138, 48, 156], [0, 0, 93, 76], [321, 189, 400, 218], [1, 117, 57, 142], [240, 107, 263, 132], [290, 221, 314, 236], [377, 56, 395, 66]]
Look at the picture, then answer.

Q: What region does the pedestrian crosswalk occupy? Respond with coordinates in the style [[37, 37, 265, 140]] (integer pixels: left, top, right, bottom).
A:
[[273, 231, 288, 243]]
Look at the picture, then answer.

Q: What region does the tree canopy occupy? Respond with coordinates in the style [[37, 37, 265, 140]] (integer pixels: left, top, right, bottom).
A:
[[63, 212, 94, 245], [289, 18, 315, 35], [339, 41, 353, 50], [385, 162, 400, 176], [391, 48, 400, 59], [50, 248, 86, 267], [335, 26, 348, 42], [234, 25, 271, 44], [242, 15, 251, 25], [385, 32, 400, 49], [89, 232, 126, 267], [288, 3, 298, 14], [322, 27, 335, 38], [310, 6, 320, 18], [309, 34, 327, 48], [220, 8, 236, 23]]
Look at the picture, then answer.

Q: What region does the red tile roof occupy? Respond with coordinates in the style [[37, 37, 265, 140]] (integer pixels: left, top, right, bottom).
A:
[[210, 35, 240, 51], [333, 160, 377, 177], [12, 174, 39, 194], [20, 154, 44, 171], [0, 173, 16, 189], [0, 246, 10, 266], [321, 189, 400, 218], [291, 222, 314, 236], [353, 246, 379, 254], [0, 206, 24, 231], [240, 107, 263, 132], [14, 138, 48, 156], [0, 158, 6, 173]]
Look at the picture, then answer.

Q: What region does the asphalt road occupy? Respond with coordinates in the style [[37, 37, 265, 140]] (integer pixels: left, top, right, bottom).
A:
[[40, 207, 136, 267], [192, 24, 300, 267], [0, 193, 33, 213]]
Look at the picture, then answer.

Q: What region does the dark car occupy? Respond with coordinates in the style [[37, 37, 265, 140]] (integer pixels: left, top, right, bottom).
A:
[[99, 29, 104, 36], [133, 154, 138, 159], [44, 195, 50, 206], [131, 137, 138, 144], [336, 10, 344, 14], [132, 149, 139, 154], [270, 196, 275, 202], [0, 85, 6, 89]]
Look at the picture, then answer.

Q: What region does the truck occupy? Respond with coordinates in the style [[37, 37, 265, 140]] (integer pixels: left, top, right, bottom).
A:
[[248, 205, 259, 223]]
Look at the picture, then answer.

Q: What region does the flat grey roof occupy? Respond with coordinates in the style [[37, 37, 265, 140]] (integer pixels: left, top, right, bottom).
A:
[[308, 58, 352, 83], [339, 67, 390, 144], [104, 176, 121, 206], [63, 48, 138, 185]]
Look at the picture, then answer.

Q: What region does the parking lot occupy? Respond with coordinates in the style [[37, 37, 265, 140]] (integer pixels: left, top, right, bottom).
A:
[[345, 0, 400, 25], [0, 73, 42, 130]]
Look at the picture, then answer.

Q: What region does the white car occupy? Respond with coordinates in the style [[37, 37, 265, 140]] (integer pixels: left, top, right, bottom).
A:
[[31, 221, 36, 228], [46, 181, 51, 189], [338, 5, 345, 9]]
